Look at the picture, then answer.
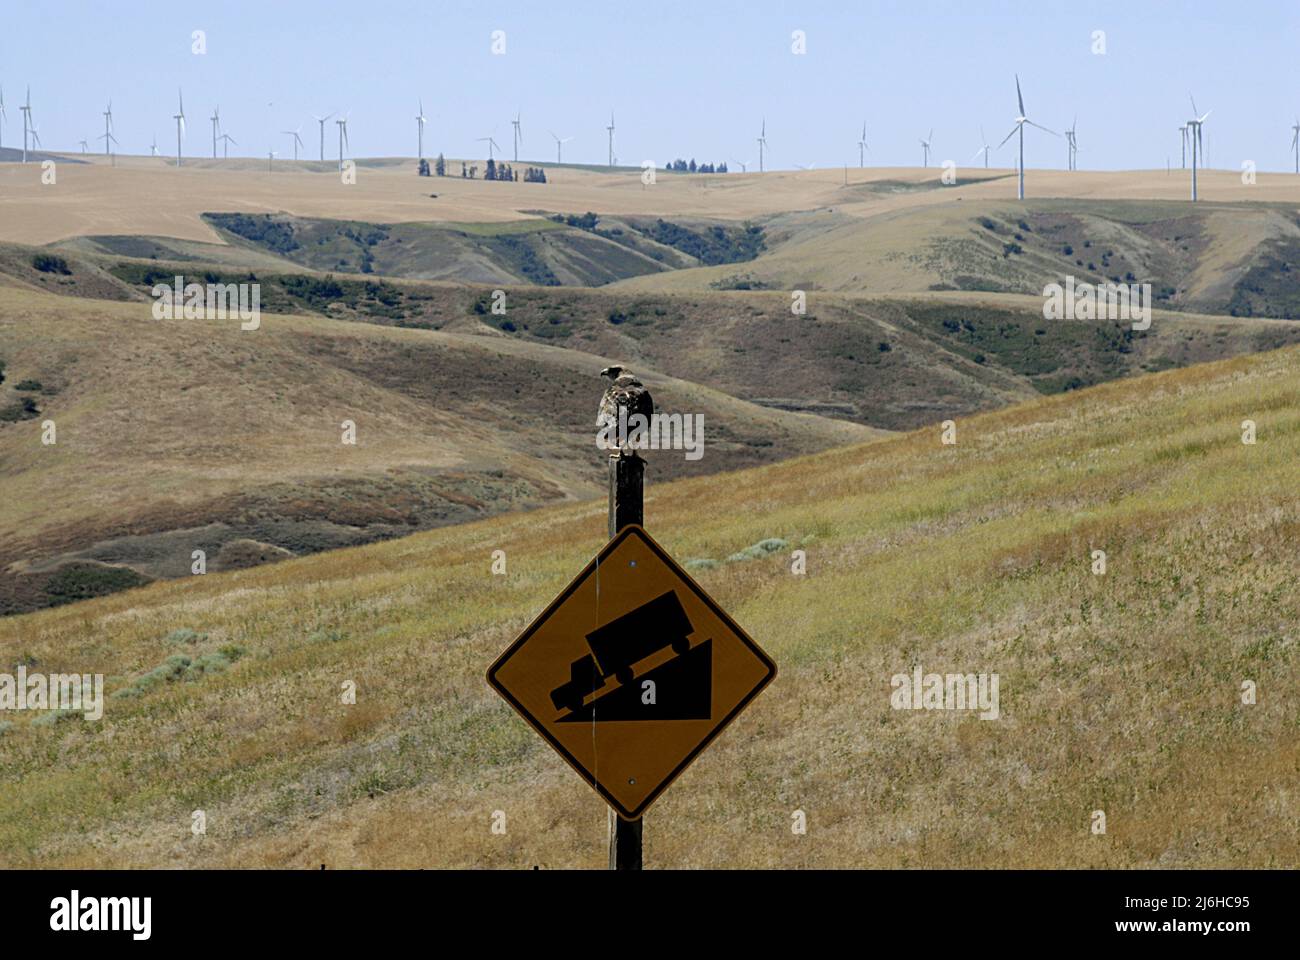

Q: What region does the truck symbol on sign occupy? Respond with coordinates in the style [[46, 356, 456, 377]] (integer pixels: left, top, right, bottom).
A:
[[549, 590, 694, 715]]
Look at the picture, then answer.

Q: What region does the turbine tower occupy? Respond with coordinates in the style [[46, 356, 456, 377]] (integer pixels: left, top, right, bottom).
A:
[[757, 119, 767, 172], [511, 111, 522, 162], [173, 89, 186, 167], [1178, 125, 1189, 169], [606, 111, 615, 168], [919, 129, 933, 168], [101, 100, 115, 156], [267, 149, 277, 172], [549, 131, 573, 163], [79, 139, 89, 153], [997, 75, 1056, 200], [972, 126, 991, 169], [0, 86, 6, 151], [1291, 119, 1299, 174], [857, 122, 869, 168], [150, 135, 159, 157], [336, 115, 349, 171], [1187, 95, 1210, 202], [282, 127, 303, 161], [415, 100, 427, 161], [477, 135, 501, 161], [219, 132, 236, 158], [210, 106, 221, 158], [1065, 116, 1078, 171], [731, 158, 751, 173], [314, 113, 334, 162], [20, 86, 33, 163]]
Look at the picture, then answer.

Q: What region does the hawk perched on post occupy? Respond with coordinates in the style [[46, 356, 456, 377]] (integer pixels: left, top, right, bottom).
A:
[[597, 365, 654, 454]]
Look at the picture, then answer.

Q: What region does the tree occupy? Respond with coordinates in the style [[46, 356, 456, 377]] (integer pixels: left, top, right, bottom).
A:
[[485, 158, 497, 181], [435, 153, 446, 176]]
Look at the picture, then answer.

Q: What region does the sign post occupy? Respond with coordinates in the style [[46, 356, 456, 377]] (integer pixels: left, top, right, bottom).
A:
[[486, 451, 776, 870], [607, 451, 645, 870]]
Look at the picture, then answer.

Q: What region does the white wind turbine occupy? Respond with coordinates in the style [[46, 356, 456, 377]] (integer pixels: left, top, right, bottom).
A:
[[857, 121, 869, 167], [267, 149, 277, 171], [731, 158, 751, 173], [1290, 118, 1299, 174], [549, 131, 573, 163], [282, 127, 303, 161], [606, 111, 615, 168], [150, 135, 159, 157], [314, 112, 334, 162], [210, 106, 221, 158], [757, 119, 767, 172], [20, 86, 34, 162], [173, 89, 186, 167], [919, 129, 933, 168], [1187, 95, 1210, 201], [79, 138, 89, 153], [415, 100, 427, 161], [478, 135, 501, 161], [218, 132, 236, 158], [997, 75, 1056, 200], [336, 115, 350, 171], [511, 111, 522, 162], [0, 86, 6, 151], [1065, 116, 1078, 171], [971, 126, 991, 168], [1178, 124, 1189, 169], [100, 100, 117, 156]]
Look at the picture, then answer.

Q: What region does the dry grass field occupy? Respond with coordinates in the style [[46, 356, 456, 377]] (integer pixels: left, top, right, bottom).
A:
[[0, 344, 1295, 868], [5, 156, 1300, 247]]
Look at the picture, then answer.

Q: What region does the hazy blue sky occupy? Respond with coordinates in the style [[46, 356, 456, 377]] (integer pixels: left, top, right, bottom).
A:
[[5, 1, 1300, 171]]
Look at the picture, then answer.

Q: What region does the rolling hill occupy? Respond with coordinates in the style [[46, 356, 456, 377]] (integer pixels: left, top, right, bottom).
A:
[[0, 344, 1295, 867]]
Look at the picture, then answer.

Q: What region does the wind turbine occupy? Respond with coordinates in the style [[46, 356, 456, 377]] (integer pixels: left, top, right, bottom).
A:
[[101, 100, 116, 156], [0, 86, 6, 151], [1065, 116, 1078, 171], [336, 115, 349, 171], [173, 89, 186, 167], [29, 125, 42, 155], [606, 111, 615, 168], [314, 112, 334, 162], [267, 149, 277, 172], [997, 75, 1056, 200], [549, 131, 573, 163], [972, 126, 991, 168], [857, 122, 869, 167], [415, 100, 428, 161], [477, 135, 500, 161], [219, 132, 236, 158], [210, 106, 221, 158], [511, 111, 522, 162], [732, 158, 751, 173], [919, 129, 933, 168], [79, 139, 89, 154], [1290, 119, 1299, 174], [20, 86, 33, 162], [282, 127, 303, 161], [1178, 125, 1189, 169], [757, 119, 767, 172], [1187, 95, 1210, 201]]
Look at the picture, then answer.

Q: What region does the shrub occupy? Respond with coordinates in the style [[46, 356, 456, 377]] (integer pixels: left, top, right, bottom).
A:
[[32, 254, 71, 275]]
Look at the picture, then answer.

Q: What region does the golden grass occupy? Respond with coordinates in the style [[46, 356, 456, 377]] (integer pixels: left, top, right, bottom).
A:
[[0, 345, 1296, 868]]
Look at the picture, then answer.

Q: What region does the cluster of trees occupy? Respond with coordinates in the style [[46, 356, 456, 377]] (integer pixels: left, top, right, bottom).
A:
[[664, 159, 728, 173], [419, 152, 546, 182]]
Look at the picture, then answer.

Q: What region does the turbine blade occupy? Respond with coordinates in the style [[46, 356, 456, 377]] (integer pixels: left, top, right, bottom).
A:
[[1015, 74, 1024, 116], [1026, 120, 1058, 136], [997, 125, 1019, 148]]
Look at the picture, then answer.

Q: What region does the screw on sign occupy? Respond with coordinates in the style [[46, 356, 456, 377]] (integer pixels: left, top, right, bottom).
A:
[[486, 524, 777, 827]]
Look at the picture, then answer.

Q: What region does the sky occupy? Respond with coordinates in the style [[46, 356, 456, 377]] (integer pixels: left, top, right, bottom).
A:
[[4, 0, 1300, 172]]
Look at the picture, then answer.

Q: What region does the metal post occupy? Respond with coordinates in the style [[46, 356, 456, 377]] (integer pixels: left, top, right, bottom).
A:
[[607, 451, 644, 870]]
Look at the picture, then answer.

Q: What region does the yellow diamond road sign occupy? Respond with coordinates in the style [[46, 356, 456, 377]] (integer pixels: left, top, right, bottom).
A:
[[486, 524, 777, 819]]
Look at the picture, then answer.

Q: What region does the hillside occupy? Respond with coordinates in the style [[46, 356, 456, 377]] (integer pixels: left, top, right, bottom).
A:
[[0, 283, 874, 614], [0, 344, 1295, 868]]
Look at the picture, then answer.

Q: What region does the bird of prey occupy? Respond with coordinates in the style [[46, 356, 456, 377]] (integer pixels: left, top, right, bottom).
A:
[[597, 365, 654, 454]]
